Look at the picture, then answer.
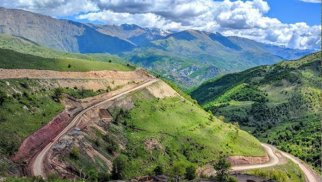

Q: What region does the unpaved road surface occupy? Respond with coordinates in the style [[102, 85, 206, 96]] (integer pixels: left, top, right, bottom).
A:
[[279, 149, 321, 182], [232, 144, 320, 182], [231, 144, 279, 171], [31, 79, 159, 178]]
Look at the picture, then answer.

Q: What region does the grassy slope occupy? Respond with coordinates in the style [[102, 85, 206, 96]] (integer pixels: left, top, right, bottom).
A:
[[191, 52, 322, 171], [0, 35, 134, 71], [0, 35, 125, 62], [94, 92, 265, 179], [0, 48, 133, 71]]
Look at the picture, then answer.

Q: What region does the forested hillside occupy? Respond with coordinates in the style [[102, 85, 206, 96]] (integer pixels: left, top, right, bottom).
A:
[[191, 52, 322, 171]]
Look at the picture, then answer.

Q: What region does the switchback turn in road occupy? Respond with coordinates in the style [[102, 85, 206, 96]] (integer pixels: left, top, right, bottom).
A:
[[231, 144, 279, 171]]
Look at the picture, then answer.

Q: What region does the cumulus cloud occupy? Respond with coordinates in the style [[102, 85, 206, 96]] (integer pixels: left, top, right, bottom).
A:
[[0, 0, 320, 50]]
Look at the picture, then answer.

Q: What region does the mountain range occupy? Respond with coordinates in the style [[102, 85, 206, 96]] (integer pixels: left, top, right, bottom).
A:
[[0, 7, 314, 89]]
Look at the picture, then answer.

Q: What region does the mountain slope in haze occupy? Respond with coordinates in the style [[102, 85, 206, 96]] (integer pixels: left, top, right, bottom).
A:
[[0, 7, 135, 53], [228, 36, 314, 60], [91, 23, 169, 46], [191, 52, 322, 171], [122, 30, 311, 88]]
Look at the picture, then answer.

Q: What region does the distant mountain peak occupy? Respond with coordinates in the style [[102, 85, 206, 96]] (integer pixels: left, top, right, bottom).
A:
[[120, 23, 142, 30]]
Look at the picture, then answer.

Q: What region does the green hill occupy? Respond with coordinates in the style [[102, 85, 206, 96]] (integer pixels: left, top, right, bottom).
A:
[[191, 52, 322, 171]]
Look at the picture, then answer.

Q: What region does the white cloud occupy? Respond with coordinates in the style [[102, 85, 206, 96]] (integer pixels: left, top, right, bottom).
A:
[[78, 10, 184, 30], [0, 0, 320, 50], [300, 0, 321, 3], [1, 0, 98, 16]]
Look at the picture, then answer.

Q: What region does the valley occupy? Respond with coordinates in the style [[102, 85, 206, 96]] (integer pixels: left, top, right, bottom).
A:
[[0, 4, 320, 182]]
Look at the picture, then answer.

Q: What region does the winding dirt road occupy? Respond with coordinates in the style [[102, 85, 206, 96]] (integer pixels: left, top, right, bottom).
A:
[[232, 144, 320, 182], [231, 144, 279, 171], [31, 78, 159, 178]]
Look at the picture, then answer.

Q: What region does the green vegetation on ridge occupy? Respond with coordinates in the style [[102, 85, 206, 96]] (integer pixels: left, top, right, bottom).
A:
[[0, 48, 133, 71], [191, 52, 322, 171]]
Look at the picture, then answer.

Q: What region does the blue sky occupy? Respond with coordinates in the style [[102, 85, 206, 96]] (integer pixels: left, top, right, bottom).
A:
[[266, 0, 321, 25], [1, 0, 320, 50]]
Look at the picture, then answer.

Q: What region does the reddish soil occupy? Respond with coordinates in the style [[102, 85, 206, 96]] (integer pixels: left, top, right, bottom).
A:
[[12, 111, 72, 164], [228, 155, 270, 166]]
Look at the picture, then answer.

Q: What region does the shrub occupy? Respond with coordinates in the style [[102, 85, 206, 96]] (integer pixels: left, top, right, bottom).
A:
[[87, 169, 99, 182], [172, 161, 186, 179], [69, 146, 80, 160], [103, 135, 120, 154], [154, 165, 164, 175], [214, 155, 231, 182], [0, 90, 6, 105], [111, 155, 128, 180], [52, 88, 63, 102], [185, 165, 196, 180], [20, 82, 29, 89]]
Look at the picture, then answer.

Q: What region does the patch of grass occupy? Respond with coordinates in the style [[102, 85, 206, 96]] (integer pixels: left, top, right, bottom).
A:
[[62, 87, 104, 99], [244, 160, 305, 182]]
